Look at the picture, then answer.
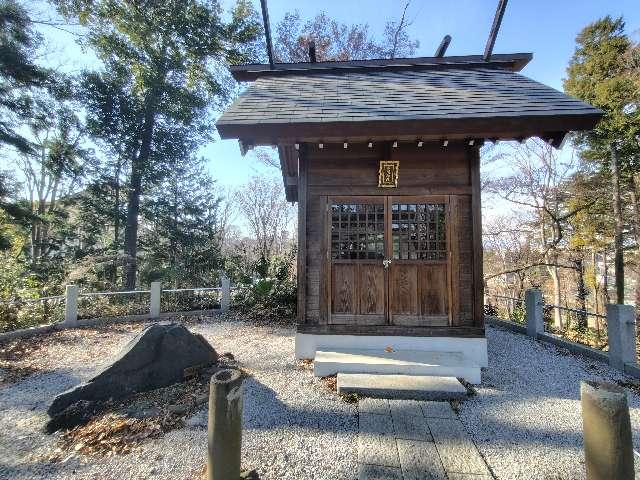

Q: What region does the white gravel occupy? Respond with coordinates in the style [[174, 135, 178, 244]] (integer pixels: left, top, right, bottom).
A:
[[460, 324, 640, 480], [4, 318, 640, 479], [0, 318, 357, 480]]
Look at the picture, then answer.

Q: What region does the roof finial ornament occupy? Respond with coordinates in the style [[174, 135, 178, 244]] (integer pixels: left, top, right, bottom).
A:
[[483, 0, 508, 61], [309, 41, 317, 63], [434, 35, 451, 57]]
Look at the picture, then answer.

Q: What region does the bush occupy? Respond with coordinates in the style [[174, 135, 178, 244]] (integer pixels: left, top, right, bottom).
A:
[[230, 251, 297, 323]]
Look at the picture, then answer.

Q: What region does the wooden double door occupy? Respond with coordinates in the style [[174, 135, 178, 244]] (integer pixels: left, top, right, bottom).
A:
[[328, 196, 452, 327]]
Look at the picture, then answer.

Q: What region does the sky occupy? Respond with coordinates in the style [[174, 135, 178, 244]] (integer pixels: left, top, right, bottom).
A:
[[19, 0, 640, 192]]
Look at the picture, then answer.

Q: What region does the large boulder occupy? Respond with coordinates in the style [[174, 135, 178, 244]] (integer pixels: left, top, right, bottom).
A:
[[47, 323, 217, 417]]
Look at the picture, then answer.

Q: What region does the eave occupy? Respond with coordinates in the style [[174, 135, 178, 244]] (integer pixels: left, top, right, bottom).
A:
[[229, 53, 533, 81]]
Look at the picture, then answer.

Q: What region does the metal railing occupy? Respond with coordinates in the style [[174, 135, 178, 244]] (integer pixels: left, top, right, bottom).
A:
[[0, 295, 65, 332], [542, 302, 608, 350], [485, 293, 526, 325], [486, 292, 609, 351], [78, 289, 151, 320], [0, 277, 230, 335], [160, 287, 222, 313]]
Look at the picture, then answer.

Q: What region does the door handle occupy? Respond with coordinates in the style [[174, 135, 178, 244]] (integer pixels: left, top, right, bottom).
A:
[[382, 259, 392, 269]]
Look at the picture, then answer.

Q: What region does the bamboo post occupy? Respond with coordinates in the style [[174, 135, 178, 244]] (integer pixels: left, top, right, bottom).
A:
[[207, 369, 243, 480], [581, 380, 634, 479]]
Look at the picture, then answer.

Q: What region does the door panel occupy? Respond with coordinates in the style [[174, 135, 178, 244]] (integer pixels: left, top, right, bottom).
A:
[[359, 264, 386, 315], [329, 200, 386, 324], [326, 196, 453, 327], [332, 264, 356, 314], [389, 198, 450, 326], [390, 265, 418, 314]]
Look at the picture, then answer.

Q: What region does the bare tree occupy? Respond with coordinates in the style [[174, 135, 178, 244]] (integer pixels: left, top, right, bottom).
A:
[[274, 6, 418, 63], [484, 139, 592, 328], [234, 175, 294, 262]]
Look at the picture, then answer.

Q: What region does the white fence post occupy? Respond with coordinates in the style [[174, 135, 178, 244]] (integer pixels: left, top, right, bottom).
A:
[[606, 304, 636, 372], [64, 284, 79, 326], [525, 289, 544, 338], [150, 281, 161, 318], [221, 275, 230, 312]]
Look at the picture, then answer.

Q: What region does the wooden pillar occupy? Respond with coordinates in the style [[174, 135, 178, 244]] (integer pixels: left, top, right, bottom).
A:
[[297, 145, 308, 323], [469, 145, 484, 328]]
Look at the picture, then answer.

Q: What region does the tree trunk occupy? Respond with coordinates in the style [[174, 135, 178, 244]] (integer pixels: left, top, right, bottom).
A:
[[574, 255, 588, 329], [630, 175, 640, 319], [549, 264, 563, 329], [610, 144, 625, 304], [122, 93, 158, 290], [603, 250, 611, 305]]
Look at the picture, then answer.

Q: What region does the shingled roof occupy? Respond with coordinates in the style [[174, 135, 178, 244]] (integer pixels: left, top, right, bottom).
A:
[[217, 54, 602, 147]]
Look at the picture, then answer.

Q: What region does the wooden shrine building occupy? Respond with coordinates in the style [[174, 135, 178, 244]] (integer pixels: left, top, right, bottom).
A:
[[217, 53, 601, 382]]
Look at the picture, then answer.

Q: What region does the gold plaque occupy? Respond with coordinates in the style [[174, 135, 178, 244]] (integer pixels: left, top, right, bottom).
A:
[[378, 160, 399, 188]]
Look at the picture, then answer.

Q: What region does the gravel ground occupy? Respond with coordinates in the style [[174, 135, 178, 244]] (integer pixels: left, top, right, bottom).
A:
[[3, 318, 640, 480], [460, 324, 640, 480], [0, 318, 357, 480]]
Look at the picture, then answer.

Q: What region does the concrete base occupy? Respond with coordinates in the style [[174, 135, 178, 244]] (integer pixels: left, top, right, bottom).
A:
[[314, 349, 481, 384], [295, 333, 488, 367], [337, 373, 468, 400]]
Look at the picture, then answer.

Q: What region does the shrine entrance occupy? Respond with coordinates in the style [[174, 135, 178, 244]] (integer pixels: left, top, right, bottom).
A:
[[328, 195, 451, 327]]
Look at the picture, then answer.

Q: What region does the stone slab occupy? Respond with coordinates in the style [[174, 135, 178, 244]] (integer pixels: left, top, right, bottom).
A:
[[397, 439, 447, 480], [359, 413, 394, 436], [358, 463, 403, 480], [317, 350, 481, 383], [446, 474, 493, 480], [359, 397, 391, 416], [420, 401, 457, 419], [392, 412, 432, 442], [338, 373, 469, 400], [358, 433, 400, 467], [427, 417, 491, 476], [389, 399, 424, 417]]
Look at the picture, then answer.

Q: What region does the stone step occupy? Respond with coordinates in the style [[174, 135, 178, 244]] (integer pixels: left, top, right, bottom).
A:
[[314, 349, 481, 384], [337, 373, 468, 400]]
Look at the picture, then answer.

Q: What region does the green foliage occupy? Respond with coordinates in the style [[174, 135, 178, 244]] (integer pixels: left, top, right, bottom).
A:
[[140, 155, 223, 287], [564, 16, 640, 163], [0, 0, 51, 154], [231, 250, 297, 323]]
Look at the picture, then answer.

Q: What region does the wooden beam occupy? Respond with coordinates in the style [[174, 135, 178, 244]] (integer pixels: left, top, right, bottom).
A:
[[483, 0, 508, 61], [308, 41, 317, 63], [296, 323, 486, 338], [296, 146, 308, 323], [218, 113, 601, 145], [469, 146, 484, 328], [259, 0, 275, 69], [434, 35, 452, 57]]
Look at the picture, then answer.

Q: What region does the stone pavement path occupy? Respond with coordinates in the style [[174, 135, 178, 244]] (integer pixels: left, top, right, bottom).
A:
[[358, 398, 493, 480]]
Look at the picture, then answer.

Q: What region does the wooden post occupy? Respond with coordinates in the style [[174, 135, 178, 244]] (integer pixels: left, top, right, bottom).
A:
[[64, 285, 79, 326], [581, 380, 634, 479], [220, 276, 230, 312], [150, 281, 161, 318], [207, 369, 243, 480], [606, 304, 636, 371], [525, 289, 544, 338]]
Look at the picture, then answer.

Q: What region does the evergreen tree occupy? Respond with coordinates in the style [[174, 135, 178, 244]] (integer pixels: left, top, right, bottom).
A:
[[564, 16, 640, 303], [0, 0, 50, 155], [55, 0, 263, 288], [141, 155, 222, 287]]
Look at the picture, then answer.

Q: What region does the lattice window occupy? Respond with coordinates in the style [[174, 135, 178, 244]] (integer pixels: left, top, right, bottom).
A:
[[331, 203, 385, 260], [392, 203, 446, 260]]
